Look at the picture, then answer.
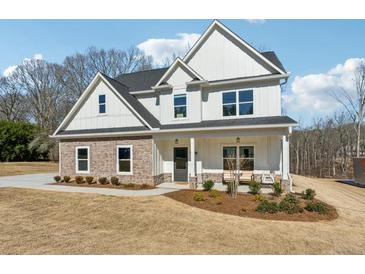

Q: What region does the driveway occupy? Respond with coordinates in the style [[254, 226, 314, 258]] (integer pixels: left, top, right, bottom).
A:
[[0, 173, 177, 196]]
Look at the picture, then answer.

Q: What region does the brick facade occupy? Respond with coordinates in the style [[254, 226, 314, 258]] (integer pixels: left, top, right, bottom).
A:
[[60, 136, 154, 185]]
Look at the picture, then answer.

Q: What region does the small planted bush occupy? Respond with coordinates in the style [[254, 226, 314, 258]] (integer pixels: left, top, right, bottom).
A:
[[98, 177, 108, 185], [110, 176, 119, 186], [202, 180, 214, 191], [272, 181, 283, 196], [302, 188, 316, 200], [124, 183, 135, 188], [53, 175, 61, 183], [256, 200, 279, 213], [63, 176, 71, 183], [305, 202, 328, 214], [141, 183, 150, 189], [254, 194, 267, 202], [249, 181, 262, 195], [75, 176, 84, 184], [208, 189, 221, 198], [193, 192, 206, 201], [279, 193, 301, 214], [85, 176, 94, 184]]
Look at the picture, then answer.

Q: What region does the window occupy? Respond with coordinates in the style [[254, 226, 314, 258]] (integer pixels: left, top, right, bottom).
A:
[[117, 145, 133, 174], [174, 94, 187, 118], [239, 90, 253, 115], [99, 94, 106, 114], [222, 92, 236, 116], [223, 145, 254, 171], [76, 146, 89, 173], [222, 90, 253, 116]]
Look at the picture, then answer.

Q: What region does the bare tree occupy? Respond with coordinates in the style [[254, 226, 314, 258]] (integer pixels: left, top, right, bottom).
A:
[[0, 75, 27, 121], [329, 61, 365, 157]]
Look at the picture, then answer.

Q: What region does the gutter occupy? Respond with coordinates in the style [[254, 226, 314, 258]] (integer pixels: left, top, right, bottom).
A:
[[50, 122, 298, 139]]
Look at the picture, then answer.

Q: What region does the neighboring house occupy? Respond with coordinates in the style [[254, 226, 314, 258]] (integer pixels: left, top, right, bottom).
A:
[[52, 20, 297, 188]]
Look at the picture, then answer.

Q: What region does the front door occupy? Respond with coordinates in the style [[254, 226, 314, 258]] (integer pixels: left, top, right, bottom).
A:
[[174, 147, 188, 181]]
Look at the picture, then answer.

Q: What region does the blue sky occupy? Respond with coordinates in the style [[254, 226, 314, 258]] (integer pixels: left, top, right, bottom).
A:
[[0, 19, 364, 125]]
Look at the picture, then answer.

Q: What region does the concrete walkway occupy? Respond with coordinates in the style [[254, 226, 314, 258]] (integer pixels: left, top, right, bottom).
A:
[[0, 173, 177, 197]]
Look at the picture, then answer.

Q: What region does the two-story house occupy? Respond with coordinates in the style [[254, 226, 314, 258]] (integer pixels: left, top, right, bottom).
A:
[[52, 20, 297, 189]]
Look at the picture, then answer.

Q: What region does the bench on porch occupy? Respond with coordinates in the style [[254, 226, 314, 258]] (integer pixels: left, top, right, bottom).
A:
[[222, 170, 274, 184]]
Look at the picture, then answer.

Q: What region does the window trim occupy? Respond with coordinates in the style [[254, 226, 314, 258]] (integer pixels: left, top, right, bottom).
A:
[[116, 145, 133, 175], [75, 146, 90, 174], [173, 94, 187, 119], [98, 94, 106, 114], [222, 144, 255, 171], [222, 89, 254, 118]]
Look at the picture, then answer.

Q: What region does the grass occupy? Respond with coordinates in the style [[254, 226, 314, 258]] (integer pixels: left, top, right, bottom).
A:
[[0, 162, 58, 176], [0, 175, 364, 254]]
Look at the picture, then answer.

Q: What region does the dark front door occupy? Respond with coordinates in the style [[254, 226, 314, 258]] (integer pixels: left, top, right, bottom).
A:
[[174, 147, 188, 181]]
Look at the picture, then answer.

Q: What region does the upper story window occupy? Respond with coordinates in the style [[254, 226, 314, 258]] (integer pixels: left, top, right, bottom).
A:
[[174, 94, 187, 118], [222, 90, 253, 117], [99, 94, 106, 114]]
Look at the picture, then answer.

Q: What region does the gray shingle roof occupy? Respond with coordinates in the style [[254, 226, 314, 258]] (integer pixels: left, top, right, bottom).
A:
[[115, 67, 168, 92], [101, 73, 161, 129], [160, 116, 296, 130], [56, 116, 297, 135], [261, 51, 287, 73]]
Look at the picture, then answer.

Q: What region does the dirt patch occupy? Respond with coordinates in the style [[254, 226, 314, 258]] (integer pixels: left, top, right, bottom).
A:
[[164, 190, 337, 222], [49, 182, 155, 190]]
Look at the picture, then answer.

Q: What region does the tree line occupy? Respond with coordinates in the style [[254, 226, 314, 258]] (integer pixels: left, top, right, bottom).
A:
[[0, 47, 155, 161]]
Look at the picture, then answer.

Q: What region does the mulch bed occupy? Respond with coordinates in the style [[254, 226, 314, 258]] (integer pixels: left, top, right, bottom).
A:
[[49, 182, 155, 190], [164, 190, 338, 222]]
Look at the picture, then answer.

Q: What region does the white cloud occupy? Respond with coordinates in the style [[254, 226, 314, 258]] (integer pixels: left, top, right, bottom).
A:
[[283, 58, 365, 117], [3, 65, 17, 77], [245, 19, 266, 24], [3, 53, 43, 77], [137, 33, 200, 66]]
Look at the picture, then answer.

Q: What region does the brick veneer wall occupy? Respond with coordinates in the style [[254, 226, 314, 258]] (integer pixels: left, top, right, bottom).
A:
[[60, 136, 154, 185]]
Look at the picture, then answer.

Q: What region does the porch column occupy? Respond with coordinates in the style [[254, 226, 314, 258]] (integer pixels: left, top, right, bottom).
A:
[[281, 135, 289, 180], [190, 137, 195, 181]]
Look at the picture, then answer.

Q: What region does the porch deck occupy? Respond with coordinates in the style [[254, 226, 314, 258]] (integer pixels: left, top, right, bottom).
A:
[[157, 182, 273, 193]]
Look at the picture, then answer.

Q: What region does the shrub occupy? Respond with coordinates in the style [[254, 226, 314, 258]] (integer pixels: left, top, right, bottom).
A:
[[75, 176, 84, 184], [272, 181, 283, 196], [193, 192, 206, 201], [302, 188, 316, 200], [202, 180, 214, 191], [256, 200, 279, 213], [141, 183, 150, 189], [63, 176, 71, 183], [53, 175, 61, 183], [110, 176, 119, 185], [98, 177, 108, 185], [208, 189, 221, 198], [249, 181, 262, 194], [255, 194, 267, 202], [279, 193, 301, 214], [85, 176, 94, 184], [226, 181, 238, 195], [305, 202, 328, 214], [124, 183, 135, 188]]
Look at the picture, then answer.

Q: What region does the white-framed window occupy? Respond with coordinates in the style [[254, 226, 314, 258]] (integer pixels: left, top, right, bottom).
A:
[[222, 90, 253, 117], [117, 145, 133, 175], [174, 94, 187, 118], [75, 146, 90, 173], [99, 94, 106, 114], [222, 145, 254, 171]]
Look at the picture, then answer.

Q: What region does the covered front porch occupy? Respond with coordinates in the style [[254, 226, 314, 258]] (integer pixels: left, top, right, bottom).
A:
[[152, 126, 291, 190]]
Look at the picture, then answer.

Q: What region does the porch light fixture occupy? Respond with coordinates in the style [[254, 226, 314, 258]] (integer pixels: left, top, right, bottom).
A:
[[175, 139, 179, 145], [236, 137, 240, 144]]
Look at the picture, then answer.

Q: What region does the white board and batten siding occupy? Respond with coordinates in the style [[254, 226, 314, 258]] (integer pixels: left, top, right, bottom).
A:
[[186, 28, 272, 81], [65, 80, 143, 131]]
